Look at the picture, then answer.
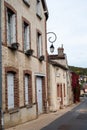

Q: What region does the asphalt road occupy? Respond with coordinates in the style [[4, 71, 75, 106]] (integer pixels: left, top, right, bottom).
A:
[[41, 98, 87, 130]]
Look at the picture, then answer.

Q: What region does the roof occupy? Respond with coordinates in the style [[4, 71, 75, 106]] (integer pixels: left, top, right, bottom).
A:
[[49, 60, 68, 70], [48, 54, 65, 60]]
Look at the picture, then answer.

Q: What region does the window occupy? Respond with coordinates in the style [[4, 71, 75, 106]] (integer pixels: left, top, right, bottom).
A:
[[63, 84, 66, 97], [36, 0, 42, 18], [6, 8, 16, 45], [25, 75, 29, 105], [7, 73, 15, 109], [37, 32, 42, 57], [23, 0, 30, 6], [5, 67, 19, 110], [23, 22, 30, 51], [57, 84, 60, 97], [24, 73, 32, 106]]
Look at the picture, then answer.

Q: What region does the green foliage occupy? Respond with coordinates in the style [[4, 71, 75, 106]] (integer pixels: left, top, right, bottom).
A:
[[69, 66, 87, 75], [79, 80, 84, 89]]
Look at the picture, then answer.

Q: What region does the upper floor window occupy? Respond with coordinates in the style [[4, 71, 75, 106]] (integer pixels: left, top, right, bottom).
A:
[[36, 0, 42, 19], [23, 22, 30, 51], [23, 0, 30, 7], [37, 32, 42, 58], [6, 8, 16, 45]]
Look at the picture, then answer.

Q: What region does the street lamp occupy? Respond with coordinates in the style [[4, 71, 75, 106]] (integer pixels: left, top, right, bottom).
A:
[[47, 32, 57, 53], [50, 44, 54, 53]]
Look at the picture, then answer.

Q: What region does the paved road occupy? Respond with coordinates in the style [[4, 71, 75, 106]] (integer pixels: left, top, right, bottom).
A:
[[6, 98, 87, 130], [41, 98, 87, 130]]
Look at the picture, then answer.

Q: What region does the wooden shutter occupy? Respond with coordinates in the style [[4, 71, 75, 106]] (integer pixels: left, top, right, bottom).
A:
[[64, 84, 66, 97], [25, 75, 29, 105], [26, 26, 30, 50], [24, 24, 27, 50], [7, 73, 14, 109], [6, 9, 11, 44], [57, 84, 60, 97], [11, 14, 16, 43], [24, 24, 30, 51], [36, 0, 42, 17], [38, 34, 42, 56]]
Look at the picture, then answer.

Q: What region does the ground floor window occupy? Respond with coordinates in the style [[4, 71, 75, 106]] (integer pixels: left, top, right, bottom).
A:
[[24, 70, 32, 106], [7, 73, 14, 109], [5, 67, 19, 110]]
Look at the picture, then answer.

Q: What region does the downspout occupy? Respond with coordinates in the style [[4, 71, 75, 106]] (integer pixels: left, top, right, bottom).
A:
[[45, 16, 49, 113], [0, 0, 4, 129]]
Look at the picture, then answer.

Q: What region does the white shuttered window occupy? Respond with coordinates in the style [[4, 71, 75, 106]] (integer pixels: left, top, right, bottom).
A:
[[25, 75, 29, 105], [7, 73, 14, 109], [24, 22, 30, 51], [37, 33, 42, 57], [6, 8, 16, 45], [36, 0, 42, 18]]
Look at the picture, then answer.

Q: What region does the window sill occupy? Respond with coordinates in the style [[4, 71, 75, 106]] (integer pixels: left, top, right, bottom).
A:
[[39, 55, 44, 62], [8, 43, 20, 50], [8, 108, 19, 114], [24, 49, 34, 56], [25, 104, 33, 109]]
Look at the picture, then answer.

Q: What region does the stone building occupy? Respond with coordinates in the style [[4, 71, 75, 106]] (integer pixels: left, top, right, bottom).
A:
[[48, 45, 73, 111], [0, 0, 48, 128]]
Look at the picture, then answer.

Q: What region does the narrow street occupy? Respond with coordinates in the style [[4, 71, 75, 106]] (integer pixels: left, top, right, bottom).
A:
[[42, 98, 87, 130], [5, 98, 87, 130]]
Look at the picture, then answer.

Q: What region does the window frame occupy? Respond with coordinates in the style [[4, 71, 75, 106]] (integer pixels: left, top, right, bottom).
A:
[[23, 70, 32, 107], [24, 74, 30, 105], [5, 67, 19, 111], [5, 2, 17, 46], [7, 73, 15, 109], [37, 31, 43, 58], [22, 18, 31, 52], [36, 0, 42, 19]]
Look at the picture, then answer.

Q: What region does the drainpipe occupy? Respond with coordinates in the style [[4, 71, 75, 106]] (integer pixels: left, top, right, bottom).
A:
[[0, 0, 4, 129]]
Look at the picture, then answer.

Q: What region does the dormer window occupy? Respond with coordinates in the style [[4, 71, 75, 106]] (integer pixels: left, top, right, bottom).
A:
[[36, 0, 42, 19]]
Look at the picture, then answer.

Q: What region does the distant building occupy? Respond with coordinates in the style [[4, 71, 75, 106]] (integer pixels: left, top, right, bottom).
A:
[[48, 45, 73, 111]]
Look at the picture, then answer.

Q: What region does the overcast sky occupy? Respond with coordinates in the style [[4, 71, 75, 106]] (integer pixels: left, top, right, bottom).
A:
[[46, 0, 87, 68]]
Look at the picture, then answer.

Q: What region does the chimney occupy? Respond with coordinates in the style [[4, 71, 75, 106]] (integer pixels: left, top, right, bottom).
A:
[[58, 44, 64, 56]]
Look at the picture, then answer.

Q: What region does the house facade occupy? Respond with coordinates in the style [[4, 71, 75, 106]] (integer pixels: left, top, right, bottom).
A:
[[48, 45, 73, 111], [1, 0, 49, 128]]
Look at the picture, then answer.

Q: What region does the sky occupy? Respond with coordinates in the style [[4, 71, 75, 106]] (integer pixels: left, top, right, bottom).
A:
[[46, 0, 87, 68]]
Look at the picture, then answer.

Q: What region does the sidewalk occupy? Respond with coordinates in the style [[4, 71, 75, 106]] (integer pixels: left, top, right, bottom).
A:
[[5, 103, 80, 130]]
